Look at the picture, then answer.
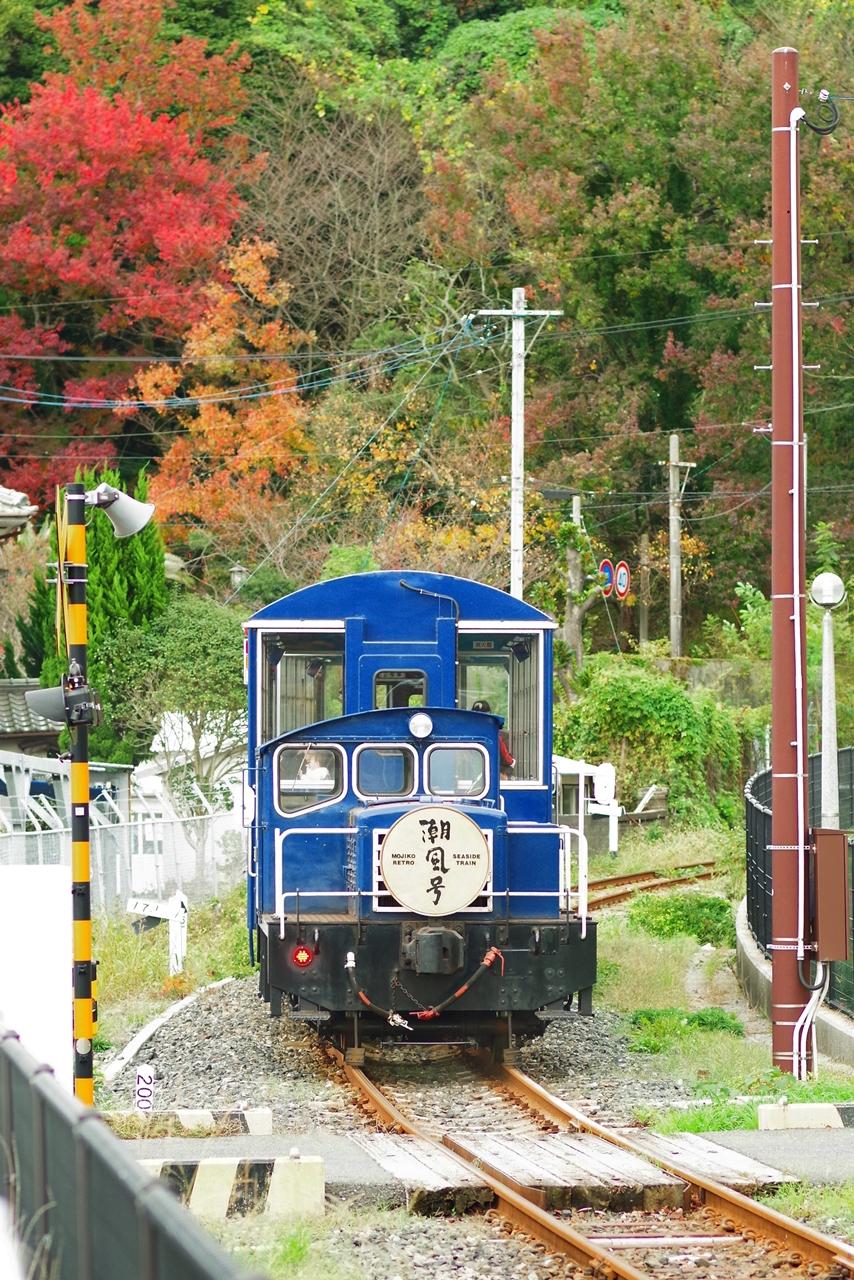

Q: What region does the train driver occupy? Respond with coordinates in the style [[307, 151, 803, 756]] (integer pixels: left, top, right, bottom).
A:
[[471, 700, 515, 775]]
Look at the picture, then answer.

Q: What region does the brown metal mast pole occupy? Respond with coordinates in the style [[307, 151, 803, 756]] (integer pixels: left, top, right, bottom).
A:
[[770, 47, 809, 1077]]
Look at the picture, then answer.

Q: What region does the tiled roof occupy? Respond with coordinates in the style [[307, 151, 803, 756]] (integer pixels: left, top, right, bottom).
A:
[[0, 679, 58, 736]]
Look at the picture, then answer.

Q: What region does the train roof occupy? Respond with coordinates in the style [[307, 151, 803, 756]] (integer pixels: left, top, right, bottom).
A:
[[247, 571, 556, 628]]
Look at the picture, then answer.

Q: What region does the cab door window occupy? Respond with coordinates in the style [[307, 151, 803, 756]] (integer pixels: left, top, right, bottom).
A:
[[374, 670, 426, 708]]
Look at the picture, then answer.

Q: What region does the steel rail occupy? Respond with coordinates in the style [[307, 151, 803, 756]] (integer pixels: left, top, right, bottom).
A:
[[492, 1064, 854, 1276], [588, 861, 719, 908], [326, 1045, 650, 1279], [587, 860, 717, 892]]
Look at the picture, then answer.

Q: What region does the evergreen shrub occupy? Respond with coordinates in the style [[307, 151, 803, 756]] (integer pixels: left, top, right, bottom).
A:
[[554, 657, 743, 825], [628, 892, 736, 947]]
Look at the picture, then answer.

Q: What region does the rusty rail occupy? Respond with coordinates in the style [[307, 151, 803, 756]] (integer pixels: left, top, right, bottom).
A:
[[493, 1064, 854, 1276], [588, 860, 719, 908]]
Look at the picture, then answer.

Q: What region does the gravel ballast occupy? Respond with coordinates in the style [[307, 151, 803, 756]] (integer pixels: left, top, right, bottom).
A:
[[99, 976, 689, 1127]]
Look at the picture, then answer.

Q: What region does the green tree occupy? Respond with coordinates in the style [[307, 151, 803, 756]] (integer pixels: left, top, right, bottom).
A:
[[99, 594, 245, 809], [26, 468, 168, 761], [555, 656, 743, 824]]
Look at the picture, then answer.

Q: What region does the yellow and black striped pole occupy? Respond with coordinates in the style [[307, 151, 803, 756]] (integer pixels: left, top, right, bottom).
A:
[[65, 481, 95, 1105]]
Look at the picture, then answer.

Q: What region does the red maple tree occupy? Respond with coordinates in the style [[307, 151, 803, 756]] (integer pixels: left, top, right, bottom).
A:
[[0, 0, 248, 508]]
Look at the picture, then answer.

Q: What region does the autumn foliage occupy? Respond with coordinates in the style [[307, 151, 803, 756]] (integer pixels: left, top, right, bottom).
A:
[[144, 240, 309, 530], [0, 0, 246, 506]]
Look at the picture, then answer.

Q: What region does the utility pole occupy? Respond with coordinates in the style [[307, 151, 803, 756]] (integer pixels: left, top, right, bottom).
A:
[[563, 492, 597, 669], [658, 434, 693, 657], [770, 47, 810, 1079], [475, 290, 562, 598], [638, 533, 650, 647]]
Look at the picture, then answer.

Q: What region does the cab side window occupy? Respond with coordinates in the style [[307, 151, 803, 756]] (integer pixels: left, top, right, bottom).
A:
[[458, 633, 540, 781]]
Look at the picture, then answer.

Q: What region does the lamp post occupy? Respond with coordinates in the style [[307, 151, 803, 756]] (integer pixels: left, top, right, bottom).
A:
[[26, 481, 154, 1103], [809, 572, 847, 829]]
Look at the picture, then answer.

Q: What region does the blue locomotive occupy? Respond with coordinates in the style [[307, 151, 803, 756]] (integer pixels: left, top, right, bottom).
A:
[[245, 572, 595, 1057]]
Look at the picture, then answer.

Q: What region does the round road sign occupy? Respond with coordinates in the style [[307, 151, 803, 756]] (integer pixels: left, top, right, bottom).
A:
[[599, 559, 615, 597], [614, 560, 631, 600]]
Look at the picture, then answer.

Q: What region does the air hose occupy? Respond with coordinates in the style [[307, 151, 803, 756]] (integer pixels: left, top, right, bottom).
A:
[[410, 946, 505, 1022], [344, 953, 411, 1030]]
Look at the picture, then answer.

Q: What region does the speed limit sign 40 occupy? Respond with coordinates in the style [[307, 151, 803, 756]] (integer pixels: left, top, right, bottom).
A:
[[614, 561, 631, 600]]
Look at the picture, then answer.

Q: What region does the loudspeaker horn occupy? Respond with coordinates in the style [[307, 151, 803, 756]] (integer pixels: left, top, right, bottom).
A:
[[24, 685, 68, 724], [85, 483, 155, 538]]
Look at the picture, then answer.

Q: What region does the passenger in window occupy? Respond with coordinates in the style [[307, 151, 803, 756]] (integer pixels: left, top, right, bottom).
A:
[[471, 700, 515, 775], [298, 751, 331, 782]]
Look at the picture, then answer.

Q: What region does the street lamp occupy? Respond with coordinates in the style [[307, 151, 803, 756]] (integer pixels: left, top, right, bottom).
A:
[[25, 481, 155, 1104], [809, 572, 847, 829], [229, 563, 249, 592]]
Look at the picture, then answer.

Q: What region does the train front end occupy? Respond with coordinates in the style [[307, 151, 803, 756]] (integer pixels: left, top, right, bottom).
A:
[[245, 572, 596, 1054]]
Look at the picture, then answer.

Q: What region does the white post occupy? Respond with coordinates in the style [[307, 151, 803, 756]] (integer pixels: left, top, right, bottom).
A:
[[669, 432, 682, 658], [169, 892, 189, 976], [810, 572, 846, 829], [510, 287, 526, 599], [820, 606, 839, 829], [472, 294, 562, 599]]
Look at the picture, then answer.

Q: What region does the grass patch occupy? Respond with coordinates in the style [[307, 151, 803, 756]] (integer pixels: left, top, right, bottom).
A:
[[643, 1051, 854, 1131], [92, 883, 255, 1047], [103, 1113, 225, 1139], [627, 891, 736, 946], [759, 1183, 854, 1246], [654, 1100, 760, 1132], [588, 825, 742, 882], [594, 914, 696, 1009], [627, 1007, 743, 1054]]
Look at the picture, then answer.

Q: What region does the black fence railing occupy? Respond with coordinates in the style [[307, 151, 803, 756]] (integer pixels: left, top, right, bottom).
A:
[[0, 1030, 258, 1280], [745, 746, 854, 1019]]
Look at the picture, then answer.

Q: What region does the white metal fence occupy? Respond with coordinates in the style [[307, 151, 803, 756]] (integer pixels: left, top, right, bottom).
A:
[[0, 811, 245, 914]]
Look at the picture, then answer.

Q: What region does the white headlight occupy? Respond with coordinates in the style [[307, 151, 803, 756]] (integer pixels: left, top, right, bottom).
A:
[[408, 712, 433, 739]]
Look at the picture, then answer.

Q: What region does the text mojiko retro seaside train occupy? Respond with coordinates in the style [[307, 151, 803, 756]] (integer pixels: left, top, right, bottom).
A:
[[244, 571, 595, 1055]]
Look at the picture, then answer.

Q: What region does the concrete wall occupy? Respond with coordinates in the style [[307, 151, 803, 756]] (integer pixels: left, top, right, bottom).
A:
[[736, 898, 854, 1069]]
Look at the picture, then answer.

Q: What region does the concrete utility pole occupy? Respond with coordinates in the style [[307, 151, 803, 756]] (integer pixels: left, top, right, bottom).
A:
[[659, 434, 693, 657], [638, 533, 650, 647], [475, 290, 562, 598], [769, 46, 810, 1078], [563, 492, 597, 669]]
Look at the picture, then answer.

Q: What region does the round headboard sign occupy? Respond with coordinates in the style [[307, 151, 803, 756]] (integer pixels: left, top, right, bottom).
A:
[[380, 805, 490, 917]]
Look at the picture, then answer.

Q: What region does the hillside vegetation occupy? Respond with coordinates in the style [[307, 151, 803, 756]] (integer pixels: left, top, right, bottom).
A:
[[0, 0, 851, 797]]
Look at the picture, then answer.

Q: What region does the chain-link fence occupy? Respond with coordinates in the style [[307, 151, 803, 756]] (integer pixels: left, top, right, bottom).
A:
[[0, 812, 245, 913], [745, 747, 854, 1018]]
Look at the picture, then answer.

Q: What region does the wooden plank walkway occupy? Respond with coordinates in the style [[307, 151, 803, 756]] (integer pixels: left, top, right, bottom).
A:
[[616, 1129, 798, 1193], [351, 1130, 795, 1211]]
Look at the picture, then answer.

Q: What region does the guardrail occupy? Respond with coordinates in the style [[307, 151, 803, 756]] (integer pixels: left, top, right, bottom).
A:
[[745, 747, 854, 1019], [0, 1030, 259, 1280]]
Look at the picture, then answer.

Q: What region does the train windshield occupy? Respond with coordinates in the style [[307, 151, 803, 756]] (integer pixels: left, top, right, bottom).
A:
[[275, 744, 345, 814], [355, 746, 416, 797], [261, 633, 344, 739], [426, 746, 487, 798], [457, 631, 540, 782]]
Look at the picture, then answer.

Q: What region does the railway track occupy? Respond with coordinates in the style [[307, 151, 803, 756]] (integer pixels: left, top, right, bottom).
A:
[[329, 1046, 854, 1280], [588, 860, 720, 909]]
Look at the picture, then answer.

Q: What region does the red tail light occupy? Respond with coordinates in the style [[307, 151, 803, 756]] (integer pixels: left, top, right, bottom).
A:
[[292, 944, 313, 969]]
